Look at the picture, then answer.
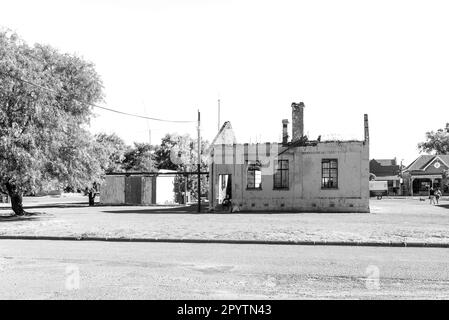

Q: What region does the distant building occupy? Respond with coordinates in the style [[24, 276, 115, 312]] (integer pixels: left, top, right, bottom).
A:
[[369, 158, 402, 195], [208, 102, 370, 213], [402, 155, 449, 196]]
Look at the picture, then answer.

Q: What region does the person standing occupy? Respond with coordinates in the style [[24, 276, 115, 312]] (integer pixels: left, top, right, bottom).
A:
[[435, 188, 442, 205], [429, 187, 436, 205]]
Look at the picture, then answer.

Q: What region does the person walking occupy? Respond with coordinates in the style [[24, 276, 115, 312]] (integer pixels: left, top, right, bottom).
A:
[[429, 187, 436, 205], [435, 188, 442, 205]]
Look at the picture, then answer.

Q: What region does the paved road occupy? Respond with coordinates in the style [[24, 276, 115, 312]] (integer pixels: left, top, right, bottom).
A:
[[0, 240, 448, 299]]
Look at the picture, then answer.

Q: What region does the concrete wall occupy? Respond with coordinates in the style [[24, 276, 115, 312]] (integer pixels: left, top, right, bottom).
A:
[[209, 140, 369, 213]]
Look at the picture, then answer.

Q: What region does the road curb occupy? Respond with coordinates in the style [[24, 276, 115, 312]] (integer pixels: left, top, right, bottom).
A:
[[0, 235, 448, 248]]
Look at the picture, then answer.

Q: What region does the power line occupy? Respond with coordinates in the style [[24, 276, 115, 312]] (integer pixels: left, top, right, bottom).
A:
[[0, 71, 196, 123]]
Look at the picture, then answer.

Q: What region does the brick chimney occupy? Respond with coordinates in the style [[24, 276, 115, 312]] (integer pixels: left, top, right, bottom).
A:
[[291, 102, 305, 141], [364, 114, 369, 142], [282, 119, 289, 144]]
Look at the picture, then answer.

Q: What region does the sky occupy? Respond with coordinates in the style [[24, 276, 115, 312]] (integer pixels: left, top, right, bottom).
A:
[[1, 0, 449, 165]]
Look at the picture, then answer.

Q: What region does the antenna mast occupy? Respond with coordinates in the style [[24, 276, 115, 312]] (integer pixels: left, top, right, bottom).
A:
[[218, 98, 221, 131]]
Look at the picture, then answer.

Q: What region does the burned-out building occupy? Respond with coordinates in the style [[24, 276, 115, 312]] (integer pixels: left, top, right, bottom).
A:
[[208, 102, 370, 213]]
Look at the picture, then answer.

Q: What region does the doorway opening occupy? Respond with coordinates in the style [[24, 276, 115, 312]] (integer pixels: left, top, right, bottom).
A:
[[218, 174, 232, 204]]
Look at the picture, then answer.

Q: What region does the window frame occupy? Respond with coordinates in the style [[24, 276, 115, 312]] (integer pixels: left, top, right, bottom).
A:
[[246, 160, 262, 190], [273, 159, 289, 190], [321, 158, 338, 189]]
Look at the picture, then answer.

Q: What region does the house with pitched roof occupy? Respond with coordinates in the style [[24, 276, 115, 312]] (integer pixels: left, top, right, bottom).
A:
[[402, 155, 449, 196], [369, 158, 402, 195]]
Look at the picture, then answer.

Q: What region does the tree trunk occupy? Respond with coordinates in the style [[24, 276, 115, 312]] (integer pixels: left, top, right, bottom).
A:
[[5, 183, 25, 216], [88, 192, 96, 206]]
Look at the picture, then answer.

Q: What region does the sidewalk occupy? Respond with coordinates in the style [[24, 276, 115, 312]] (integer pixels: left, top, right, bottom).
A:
[[1, 235, 449, 248]]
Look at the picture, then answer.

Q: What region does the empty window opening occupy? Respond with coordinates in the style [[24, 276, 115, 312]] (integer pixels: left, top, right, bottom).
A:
[[322, 159, 338, 189], [274, 159, 289, 189]]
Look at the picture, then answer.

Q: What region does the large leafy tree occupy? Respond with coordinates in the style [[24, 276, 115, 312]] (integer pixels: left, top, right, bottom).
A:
[[154, 133, 194, 171], [418, 123, 449, 188], [0, 30, 103, 215], [418, 123, 449, 154], [94, 133, 129, 174], [122, 142, 156, 172], [154, 133, 209, 203], [79, 133, 130, 206]]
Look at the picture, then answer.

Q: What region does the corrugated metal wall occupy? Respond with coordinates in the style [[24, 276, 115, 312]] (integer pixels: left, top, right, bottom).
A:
[[101, 174, 178, 205], [101, 176, 125, 204], [101, 175, 160, 205], [125, 176, 142, 204], [141, 176, 156, 205]]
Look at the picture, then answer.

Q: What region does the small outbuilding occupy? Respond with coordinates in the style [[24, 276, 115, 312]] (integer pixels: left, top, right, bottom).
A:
[[100, 170, 177, 205]]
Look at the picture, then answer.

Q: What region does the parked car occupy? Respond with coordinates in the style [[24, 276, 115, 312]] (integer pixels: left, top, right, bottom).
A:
[[0, 193, 9, 203]]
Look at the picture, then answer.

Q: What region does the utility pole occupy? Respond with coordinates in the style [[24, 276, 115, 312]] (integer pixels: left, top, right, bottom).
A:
[[184, 175, 188, 204], [197, 109, 201, 213], [217, 99, 221, 131], [400, 159, 404, 196]]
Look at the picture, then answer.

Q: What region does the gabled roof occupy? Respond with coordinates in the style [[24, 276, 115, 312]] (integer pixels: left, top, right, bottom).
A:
[[422, 155, 449, 170], [207, 121, 237, 154], [404, 154, 449, 171], [369, 159, 400, 176]]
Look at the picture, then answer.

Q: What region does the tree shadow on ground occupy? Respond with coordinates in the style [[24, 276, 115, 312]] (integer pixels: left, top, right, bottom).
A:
[[0, 211, 49, 222], [102, 205, 204, 214], [101, 206, 309, 215], [0, 216, 42, 222], [436, 204, 449, 210], [0, 203, 89, 211]]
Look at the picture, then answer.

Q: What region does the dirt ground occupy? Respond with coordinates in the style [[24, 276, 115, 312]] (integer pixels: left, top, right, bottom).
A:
[[0, 195, 448, 244]]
